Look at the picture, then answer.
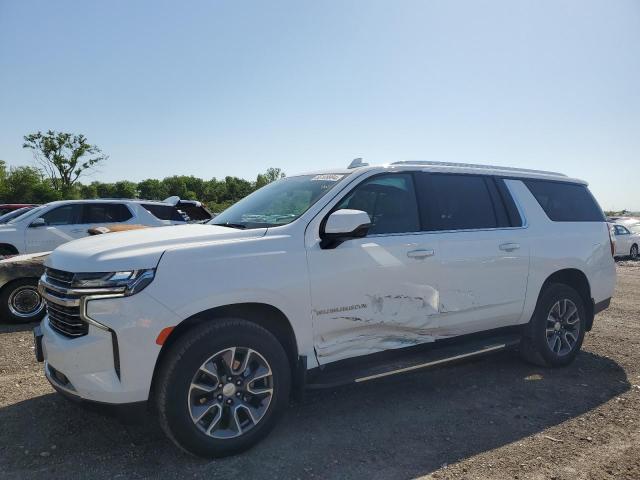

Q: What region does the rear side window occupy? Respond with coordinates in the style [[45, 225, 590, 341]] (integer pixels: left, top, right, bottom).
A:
[[143, 204, 185, 222], [416, 173, 501, 231], [524, 180, 605, 222], [83, 203, 133, 223]]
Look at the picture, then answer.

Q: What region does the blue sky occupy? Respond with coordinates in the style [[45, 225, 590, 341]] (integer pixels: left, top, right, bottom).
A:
[[1, 0, 638, 210]]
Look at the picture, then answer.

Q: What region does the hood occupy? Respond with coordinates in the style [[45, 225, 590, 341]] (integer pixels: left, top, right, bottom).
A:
[[45, 224, 266, 273]]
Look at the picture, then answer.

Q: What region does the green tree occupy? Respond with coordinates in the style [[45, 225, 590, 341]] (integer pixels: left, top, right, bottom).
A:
[[256, 167, 286, 189], [3, 166, 59, 203], [23, 131, 107, 195], [79, 182, 99, 199], [0, 160, 7, 200], [138, 179, 169, 200], [114, 181, 138, 199], [95, 182, 117, 198]]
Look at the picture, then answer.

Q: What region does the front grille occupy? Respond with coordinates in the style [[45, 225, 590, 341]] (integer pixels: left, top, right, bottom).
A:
[[45, 268, 74, 288], [46, 300, 87, 337], [42, 268, 88, 338]]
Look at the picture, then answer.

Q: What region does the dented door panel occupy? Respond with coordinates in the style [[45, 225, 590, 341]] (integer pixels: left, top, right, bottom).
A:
[[308, 235, 444, 364]]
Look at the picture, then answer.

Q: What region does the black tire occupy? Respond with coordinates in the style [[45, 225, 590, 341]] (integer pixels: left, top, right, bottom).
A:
[[154, 318, 291, 458], [630, 244, 639, 260], [519, 283, 586, 367], [0, 278, 46, 324], [0, 244, 18, 257]]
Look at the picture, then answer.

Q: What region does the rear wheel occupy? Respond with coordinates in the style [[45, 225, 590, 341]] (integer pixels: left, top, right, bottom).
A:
[[154, 318, 291, 457], [0, 279, 46, 323], [520, 283, 586, 367], [631, 244, 639, 260]]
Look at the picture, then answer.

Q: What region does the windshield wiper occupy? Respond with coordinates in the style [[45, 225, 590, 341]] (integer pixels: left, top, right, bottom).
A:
[[216, 222, 247, 230]]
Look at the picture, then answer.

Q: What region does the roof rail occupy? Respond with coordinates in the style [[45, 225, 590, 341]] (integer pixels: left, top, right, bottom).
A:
[[390, 161, 567, 177]]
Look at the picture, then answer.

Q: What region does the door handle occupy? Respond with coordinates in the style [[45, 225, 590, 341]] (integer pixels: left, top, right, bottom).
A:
[[499, 242, 520, 252], [407, 249, 435, 258]]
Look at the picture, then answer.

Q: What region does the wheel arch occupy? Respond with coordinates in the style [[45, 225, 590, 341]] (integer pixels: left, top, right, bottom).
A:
[[538, 268, 594, 331], [150, 302, 299, 397], [0, 243, 19, 256], [0, 276, 41, 295]]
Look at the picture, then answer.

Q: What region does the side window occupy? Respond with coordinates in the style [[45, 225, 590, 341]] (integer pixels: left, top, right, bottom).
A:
[[524, 180, 605, 222], [83, 203, 133, 223], [142, 204, 185, 222], [495, 178, 523, 227], [615, 225, 629, 235], [336, 173, 420, 235], [40, 205, 83, 226], [416, 173, 499, 231]]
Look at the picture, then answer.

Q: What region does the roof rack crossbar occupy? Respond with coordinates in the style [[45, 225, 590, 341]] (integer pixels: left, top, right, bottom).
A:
[[390, 161, 567, 177]]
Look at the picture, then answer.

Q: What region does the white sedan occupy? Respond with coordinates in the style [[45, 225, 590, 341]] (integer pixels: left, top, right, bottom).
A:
[[613, 223, 640, 259]]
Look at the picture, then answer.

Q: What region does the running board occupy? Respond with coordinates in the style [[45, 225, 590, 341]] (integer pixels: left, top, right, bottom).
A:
[[306, 332, 521, 389]]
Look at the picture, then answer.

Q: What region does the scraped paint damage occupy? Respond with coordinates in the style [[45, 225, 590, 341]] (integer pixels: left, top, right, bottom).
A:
[[313, 284, 486, 361]]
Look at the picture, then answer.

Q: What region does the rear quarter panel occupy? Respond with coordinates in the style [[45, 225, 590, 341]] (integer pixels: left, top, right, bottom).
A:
[[507, 180, 616, 324]]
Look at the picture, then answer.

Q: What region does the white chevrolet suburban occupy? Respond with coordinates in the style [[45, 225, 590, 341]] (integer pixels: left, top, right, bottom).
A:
[[34, 161, 616, 457]]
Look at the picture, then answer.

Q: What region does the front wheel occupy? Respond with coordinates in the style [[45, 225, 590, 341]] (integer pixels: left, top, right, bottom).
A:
[[154, 318, 291, 457], [0, 279, 46, 324], [520, 283, 586, 367], [630, 244, 639, 260]]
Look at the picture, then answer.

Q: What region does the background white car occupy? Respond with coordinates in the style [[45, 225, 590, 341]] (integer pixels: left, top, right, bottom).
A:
[[613, 223, 640, 259], [0, 198, 211, 256]]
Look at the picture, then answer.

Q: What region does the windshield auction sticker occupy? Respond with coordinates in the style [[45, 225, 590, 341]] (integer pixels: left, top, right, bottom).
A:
[[311, 174, 344, 181]]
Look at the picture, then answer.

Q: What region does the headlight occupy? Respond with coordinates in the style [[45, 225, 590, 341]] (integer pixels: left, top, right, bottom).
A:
[[71, 269, 155, 296]]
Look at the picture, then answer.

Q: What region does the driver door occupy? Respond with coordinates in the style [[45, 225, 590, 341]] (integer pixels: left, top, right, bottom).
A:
[[306, 173, 442, 365], [25, 204, 85, 253]]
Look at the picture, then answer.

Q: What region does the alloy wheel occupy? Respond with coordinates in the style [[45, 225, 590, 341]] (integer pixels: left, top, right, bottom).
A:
[[631, 245, 639, 260], [188, 347, 273, 439], [545, 299, 580, 356]]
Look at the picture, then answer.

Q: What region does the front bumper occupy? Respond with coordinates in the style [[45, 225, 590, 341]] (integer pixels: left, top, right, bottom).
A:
[[37, 290, 180, 404]]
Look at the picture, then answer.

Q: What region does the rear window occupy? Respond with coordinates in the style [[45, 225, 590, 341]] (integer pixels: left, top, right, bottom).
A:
[[143, 204, 185, 222], [524, 180, 605, 222]]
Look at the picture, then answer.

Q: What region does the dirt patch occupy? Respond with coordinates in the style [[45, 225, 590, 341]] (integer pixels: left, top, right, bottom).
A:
[[0, 263, 639, 479]]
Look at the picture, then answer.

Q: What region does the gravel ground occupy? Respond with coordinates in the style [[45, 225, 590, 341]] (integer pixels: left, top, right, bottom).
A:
[[1, 263, 638, 480]]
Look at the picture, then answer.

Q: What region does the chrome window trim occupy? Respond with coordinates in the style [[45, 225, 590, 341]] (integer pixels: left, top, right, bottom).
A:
[[314, 169, 530, 242]]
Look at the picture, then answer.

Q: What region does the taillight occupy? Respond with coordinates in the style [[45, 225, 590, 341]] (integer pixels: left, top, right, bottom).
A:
[[608, 224, 616, 257]]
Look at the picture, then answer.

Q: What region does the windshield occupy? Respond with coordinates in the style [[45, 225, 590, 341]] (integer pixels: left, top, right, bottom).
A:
[[0, 207, 32, 223], [210, 173, 348, 229], [7, 205, 47, 224]]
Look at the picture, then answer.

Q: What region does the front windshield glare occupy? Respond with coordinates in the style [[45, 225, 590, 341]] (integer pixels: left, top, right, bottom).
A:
[[7, 205, 46, 224], [211, 173, 347, 229]]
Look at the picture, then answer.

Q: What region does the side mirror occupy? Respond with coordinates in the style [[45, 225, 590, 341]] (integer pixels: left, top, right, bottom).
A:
[[29, 218, 46, 228], [320, 209, 372, 249]]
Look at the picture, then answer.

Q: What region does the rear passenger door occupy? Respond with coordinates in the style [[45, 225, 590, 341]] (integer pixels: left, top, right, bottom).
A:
[[82, 203, 134, 229], [415, 173, 530, 336]]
